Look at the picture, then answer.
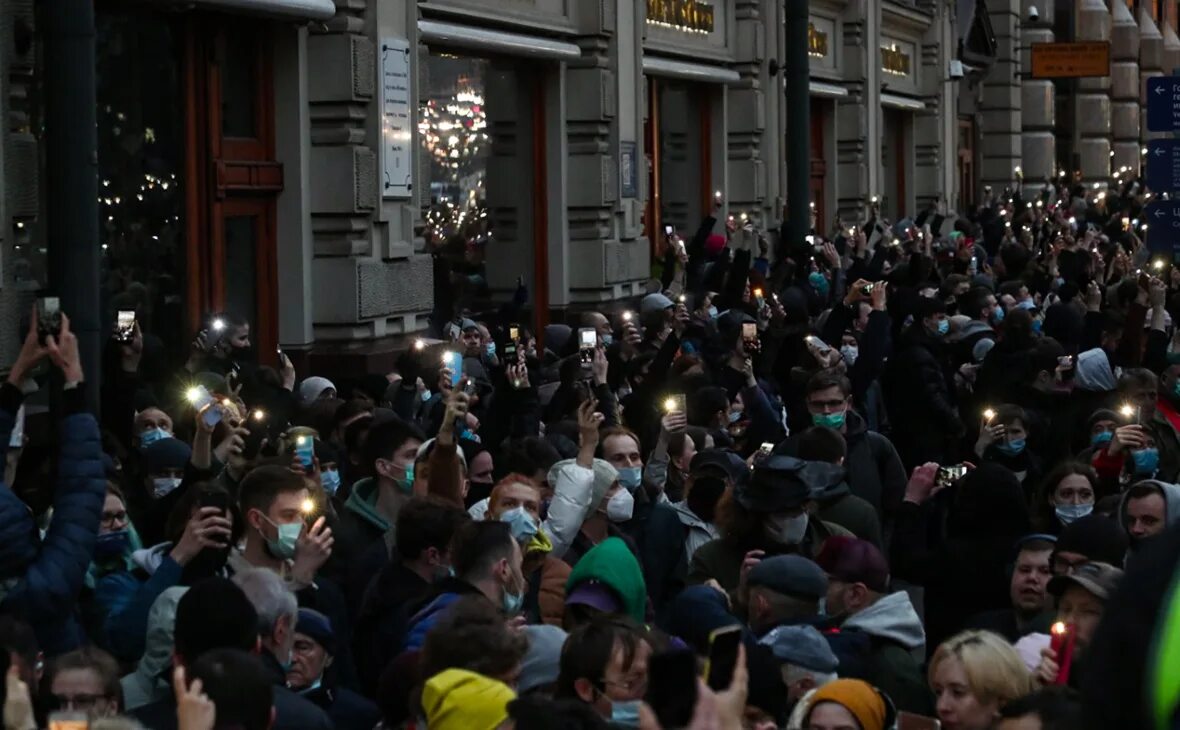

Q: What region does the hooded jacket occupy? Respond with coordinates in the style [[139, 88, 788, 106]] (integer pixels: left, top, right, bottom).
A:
[[0, 384, 106, 656], [641, 501, 720, 615], [836, 592, 933, 715], [566, 537, 647, 624], [811, 478, 883, 549], [93, 542, 184, 662], [1118, 479, 1180, 542], [881, 326, 964, 465], [122, 586, 188, 711]]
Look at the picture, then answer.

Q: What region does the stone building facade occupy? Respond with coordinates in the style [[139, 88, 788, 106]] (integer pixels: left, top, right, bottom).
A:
[[967, 0, 1180, 197], [0, 0, 961, 374]]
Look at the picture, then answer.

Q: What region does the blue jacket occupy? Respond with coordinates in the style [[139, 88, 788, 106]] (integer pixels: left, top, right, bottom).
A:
[[0, 388, 106, 656], [93, 550, 184, 662]]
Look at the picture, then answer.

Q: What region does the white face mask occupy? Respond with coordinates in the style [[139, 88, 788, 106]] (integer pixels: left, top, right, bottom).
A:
[[840, 345, 859, 366], [152, 477, 183, 499], [605, 489, 635, 522], [765, 512, 808, 545]]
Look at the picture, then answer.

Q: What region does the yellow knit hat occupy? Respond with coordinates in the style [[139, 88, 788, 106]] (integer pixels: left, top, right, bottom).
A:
[[421, 668, 516, 730], [808, 679, 887, 730]]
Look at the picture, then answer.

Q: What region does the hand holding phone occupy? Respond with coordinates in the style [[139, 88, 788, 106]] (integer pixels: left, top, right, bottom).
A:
[[646, 651, 698, 729], [578, 328, 596, 365], [703, 625, 743, 691], [36, 297, 62, 345]]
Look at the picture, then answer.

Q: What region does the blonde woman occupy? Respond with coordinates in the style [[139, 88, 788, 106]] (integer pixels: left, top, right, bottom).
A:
[[929, 630, 1034, 730]]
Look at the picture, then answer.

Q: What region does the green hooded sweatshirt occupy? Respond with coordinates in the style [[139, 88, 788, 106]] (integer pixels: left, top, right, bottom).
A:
[[566, 537, 647, 624], [343, 477, 391, 532]]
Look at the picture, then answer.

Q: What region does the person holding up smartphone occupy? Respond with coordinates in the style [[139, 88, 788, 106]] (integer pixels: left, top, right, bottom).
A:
[[0, 305, 106, 656]]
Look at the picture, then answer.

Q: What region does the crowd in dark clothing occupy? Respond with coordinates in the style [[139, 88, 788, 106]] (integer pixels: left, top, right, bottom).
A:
[[3, 179, 1180, 730]]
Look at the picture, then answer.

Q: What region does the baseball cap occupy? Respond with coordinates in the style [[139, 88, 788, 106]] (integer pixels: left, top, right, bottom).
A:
[[746, 555, 828, 600], [758, 624, 839, 672], [641, 292, 675, 314], [690, 449, 751, 486], [1048, 561, 1124, 601], [814, 536, 890, 593], [564, 581, 623, 614]]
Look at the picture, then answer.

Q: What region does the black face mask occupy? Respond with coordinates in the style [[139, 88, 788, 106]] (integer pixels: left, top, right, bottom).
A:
[[230, 345, 255, 364]]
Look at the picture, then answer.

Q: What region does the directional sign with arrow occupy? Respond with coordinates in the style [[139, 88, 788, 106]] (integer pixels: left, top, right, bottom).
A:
[[1144, 200, 1180, 258], [1146, 140, 1180, 193], [1147, 77, 1180, 132]]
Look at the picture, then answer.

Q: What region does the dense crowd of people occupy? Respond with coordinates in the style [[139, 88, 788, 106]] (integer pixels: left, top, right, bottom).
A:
[[3, 178, 1180, 730]]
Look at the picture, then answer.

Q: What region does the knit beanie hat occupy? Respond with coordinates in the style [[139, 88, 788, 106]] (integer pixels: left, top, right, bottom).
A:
[[421, 669, 515, 730], [807, 679, 887, 730]]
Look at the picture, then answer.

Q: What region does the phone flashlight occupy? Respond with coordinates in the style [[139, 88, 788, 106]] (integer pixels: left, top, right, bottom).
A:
[[983, 408, 996, 422], [414, 339, 426, 351], [622, 311, 633, 323], [211, 318, 226, 332], [301, 498, 316, 516], [678, 294, 686, 303], [252, 409, 266, 422]]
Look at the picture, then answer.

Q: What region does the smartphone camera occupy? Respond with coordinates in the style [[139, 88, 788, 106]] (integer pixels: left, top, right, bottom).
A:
[[861, 283, 875, 297], [578, 327, 596, 365], [664, 225, 674, 236], [36, 297, 62, 345], [116, 310, 136, 343], [663, 395, 687, 414]]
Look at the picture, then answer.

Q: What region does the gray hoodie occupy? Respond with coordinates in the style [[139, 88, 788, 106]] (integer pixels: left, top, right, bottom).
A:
[[1118, 479, 1180, 536], [121, 586, 188, 711], [842, 590, 926, 652]]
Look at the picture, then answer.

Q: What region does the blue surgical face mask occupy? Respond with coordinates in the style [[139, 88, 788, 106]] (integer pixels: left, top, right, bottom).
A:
[[996, 438, 1026, 456], [320, 469, 341, 496], [502, 579, 524, 615], [1055, 503, 1093, 525], [602, 333, 614, 348], [1091, 431, 1114, 447], [485, 341, 497, 357], [1132, 447, 1160, 475], [617, 466, 642, 491], [1016, 299, 1037, 311], [808, 271, 830, 297], [262, 517, 302, 560], [728, 410, 743, 424], [152, 477, 183, 499], [992, 306, 1005, 324], [707, 305, 719, 319], [95, 529, 130, 561], [139, 428, 171, 447], [297, 676, 324, 695], [609, 700, 642, 727], [500, 506, 539, 543], [936, 319, 950, 336]]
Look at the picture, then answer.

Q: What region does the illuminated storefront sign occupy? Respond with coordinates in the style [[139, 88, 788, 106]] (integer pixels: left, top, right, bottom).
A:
[[647, 0, 715, 34], [809, 22, 828, 59], [881, 43, 912, 77]]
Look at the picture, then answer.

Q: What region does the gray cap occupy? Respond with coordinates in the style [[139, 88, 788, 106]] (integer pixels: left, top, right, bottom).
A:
[[759, 625, 839, 672], [747, 555, 828, 600], [518, 624, 568, 693], [641, 292, 675, 314]]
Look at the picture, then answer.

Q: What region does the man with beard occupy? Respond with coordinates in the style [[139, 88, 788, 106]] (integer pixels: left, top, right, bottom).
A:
[[814, 537, 932, 715], [1117, 480, 1180, 551], [967, 535, 1057, 642]]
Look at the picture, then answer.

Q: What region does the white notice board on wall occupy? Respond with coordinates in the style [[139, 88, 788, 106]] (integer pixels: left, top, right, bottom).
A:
[[380, 37, 413, 199]]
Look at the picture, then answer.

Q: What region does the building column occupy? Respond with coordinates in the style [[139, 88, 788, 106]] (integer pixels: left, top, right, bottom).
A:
[[565, 0, 647, 305], [1163, 21, 1180, 79], [1110, 0, 1140, 175], [836, 0, 881, 217], [298, 0, 435, 371], [913, 1, 956, 209], [1019, 0, 1055, 182], [727, 0, 769, 227], [979, 0, 1022, 192], [1139, 8, 1164, 150], [1072, 0, 1111, 184]]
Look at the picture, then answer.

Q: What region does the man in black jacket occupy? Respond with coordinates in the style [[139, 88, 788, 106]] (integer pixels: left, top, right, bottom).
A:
[[288, 609, 380, 730], [130, 577, 332, 730], [882, 296, 964, 469]]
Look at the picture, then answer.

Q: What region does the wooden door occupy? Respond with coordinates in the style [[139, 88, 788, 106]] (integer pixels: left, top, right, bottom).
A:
[[184, 16, 282, 359]]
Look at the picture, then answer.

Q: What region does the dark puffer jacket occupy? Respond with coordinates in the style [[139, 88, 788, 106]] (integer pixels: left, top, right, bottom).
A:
[[0, 383, 106, 655]]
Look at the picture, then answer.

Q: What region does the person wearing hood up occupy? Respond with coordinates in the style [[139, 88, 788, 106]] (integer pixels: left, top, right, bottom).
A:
[[642, 448, 741, 616], [298, 376, 337, 404], [563, 536, 648, 632], [687, 455, 853, 594], [1117, 479, 1180, 551], [792, 427, 882, 547], [966, 534, 1056, 643], [121, 586, 187, 711], [784, 372, 905, 526], [814, 537, 933, 715], [892, 461, 1032, 654]]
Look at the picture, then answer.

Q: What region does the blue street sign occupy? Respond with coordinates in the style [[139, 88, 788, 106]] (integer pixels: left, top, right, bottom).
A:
[[1144, 200, 1180, 258], [1147, 77, 1180, 132], [1147, 140, 1180, 192]]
